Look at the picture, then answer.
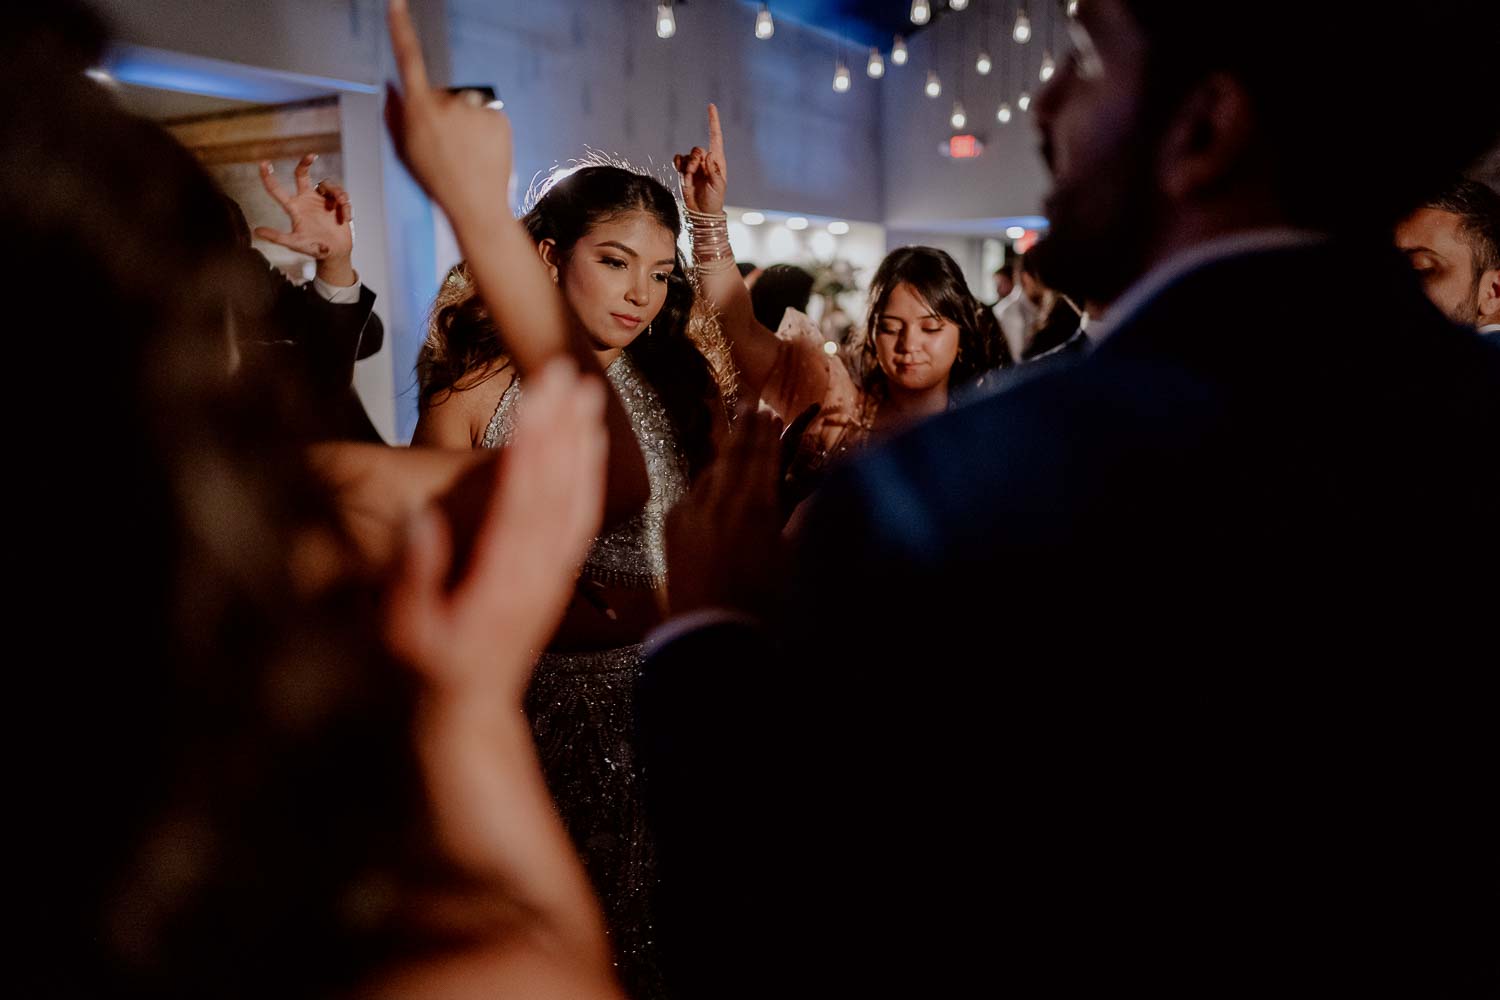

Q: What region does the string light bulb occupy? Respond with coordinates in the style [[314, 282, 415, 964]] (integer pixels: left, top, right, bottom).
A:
[[656, 1, 675, 39], [755, 3, 774, 40], [996, 101, 1013, 124], [833, 60, 851, 92], [910, 0, 931, 26], [867, 47, 885, 78], [924, 70, 942, 98], [891, 35, 908, 66], [1013, 8, 1032, 43], [1040, 50, 1056, 81], [1067, 0, 1079, 16], [1018, 90, 1032, 112], [976, 50, 992, 75], [950, 101, 967, 129], [950, 0, 969, 9]]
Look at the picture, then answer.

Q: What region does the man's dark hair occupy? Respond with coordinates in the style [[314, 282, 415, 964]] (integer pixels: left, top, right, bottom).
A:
[[1120, 1, 1500, 236], [750, 263, 815, 332], [1427, 179, 1500, 275]]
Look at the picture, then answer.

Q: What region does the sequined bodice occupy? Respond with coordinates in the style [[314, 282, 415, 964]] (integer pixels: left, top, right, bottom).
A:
[[482, 352, 689, 590]]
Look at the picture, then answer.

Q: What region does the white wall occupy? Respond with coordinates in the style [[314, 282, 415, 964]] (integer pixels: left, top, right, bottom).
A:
[[338, 91, 404, 441], [90, 0, 450, 88], [880, 0, 1057, 232], [445, 0, 883, 223]]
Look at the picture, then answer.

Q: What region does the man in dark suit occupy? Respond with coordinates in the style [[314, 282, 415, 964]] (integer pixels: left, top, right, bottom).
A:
[[637, 2, 1499, 995], [248, 252, 386, 441], [225, 156, 386, 442]]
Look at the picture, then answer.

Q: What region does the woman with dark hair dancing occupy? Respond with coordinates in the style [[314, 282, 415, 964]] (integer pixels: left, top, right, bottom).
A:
[[674, 106, 1007, 497], [411, 157, 733, 997]]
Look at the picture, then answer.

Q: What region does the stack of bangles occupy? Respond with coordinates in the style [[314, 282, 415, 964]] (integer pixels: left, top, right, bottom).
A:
[[686, 208, 736, 274]]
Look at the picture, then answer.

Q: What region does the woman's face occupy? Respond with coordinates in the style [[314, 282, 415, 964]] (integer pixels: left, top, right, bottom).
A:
[[873, 281, 961, 392], [545, 210, 678, 352]]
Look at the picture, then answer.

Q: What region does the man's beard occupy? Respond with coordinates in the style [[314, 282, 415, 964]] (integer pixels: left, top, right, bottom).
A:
[[1037, 137, 1163, 309], [1442, 276, 1483, 328]]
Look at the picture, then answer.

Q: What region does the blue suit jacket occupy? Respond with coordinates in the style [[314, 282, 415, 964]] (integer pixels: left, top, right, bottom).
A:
[[638, 241, 1500, 996]]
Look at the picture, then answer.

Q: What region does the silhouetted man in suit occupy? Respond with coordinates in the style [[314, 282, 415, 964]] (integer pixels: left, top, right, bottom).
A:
[[638, 2, 1500, 995], [222, 168, 386, 442]]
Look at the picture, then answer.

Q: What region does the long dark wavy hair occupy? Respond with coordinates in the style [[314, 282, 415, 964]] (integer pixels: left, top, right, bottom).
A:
[[858, 246, 1010, 399], [418, 164, 730, 475]]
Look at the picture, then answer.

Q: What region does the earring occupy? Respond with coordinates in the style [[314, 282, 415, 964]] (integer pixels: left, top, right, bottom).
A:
[[647, 322, 654, 336]]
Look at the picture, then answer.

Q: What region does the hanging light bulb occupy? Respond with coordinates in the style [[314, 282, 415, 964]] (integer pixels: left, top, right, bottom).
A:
[[833, 60, 851, 92], [656, 1, 675, 39], [866, 47, 885, 78], [1013, 8, 1032, 44], [1018, 90, 1032, 112], [910, 0, 931, 26], [755, 3, 774, 40], [996, 101, 1013, 124], [950, 0, 969, 10], [1067, 0, 1079, 16], [950, 101, 967, 130], [891, 35, 908, 66], [976, 50, 992, 75], [1039, 50, 1056, 82], [924, 70, 942, 98]]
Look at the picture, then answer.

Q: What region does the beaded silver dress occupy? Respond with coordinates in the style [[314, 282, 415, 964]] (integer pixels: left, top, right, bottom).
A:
[[482, 351, 687, 1000]]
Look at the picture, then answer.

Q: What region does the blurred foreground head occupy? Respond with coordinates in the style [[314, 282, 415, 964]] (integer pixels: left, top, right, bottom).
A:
[[1034, 0, 1500, 304], [5, 5, 416, 995]]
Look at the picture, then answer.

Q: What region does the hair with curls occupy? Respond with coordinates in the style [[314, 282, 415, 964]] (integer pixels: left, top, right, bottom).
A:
[[418, 164, 732, 475], [858, 246, 1010, 398]]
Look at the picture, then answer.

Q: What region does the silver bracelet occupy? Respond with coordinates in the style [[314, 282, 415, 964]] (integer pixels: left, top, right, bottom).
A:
[[686, 210, 736, 270]]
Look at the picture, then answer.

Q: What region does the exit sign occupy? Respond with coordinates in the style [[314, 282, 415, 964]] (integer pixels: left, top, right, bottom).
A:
[[940, 134, 985, 159]]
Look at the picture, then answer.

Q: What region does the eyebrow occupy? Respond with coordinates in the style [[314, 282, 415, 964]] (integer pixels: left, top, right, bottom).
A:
[[878, 312, 942, 322], [595, 240, 676, 267], [1400, 245, 1445, 260]]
